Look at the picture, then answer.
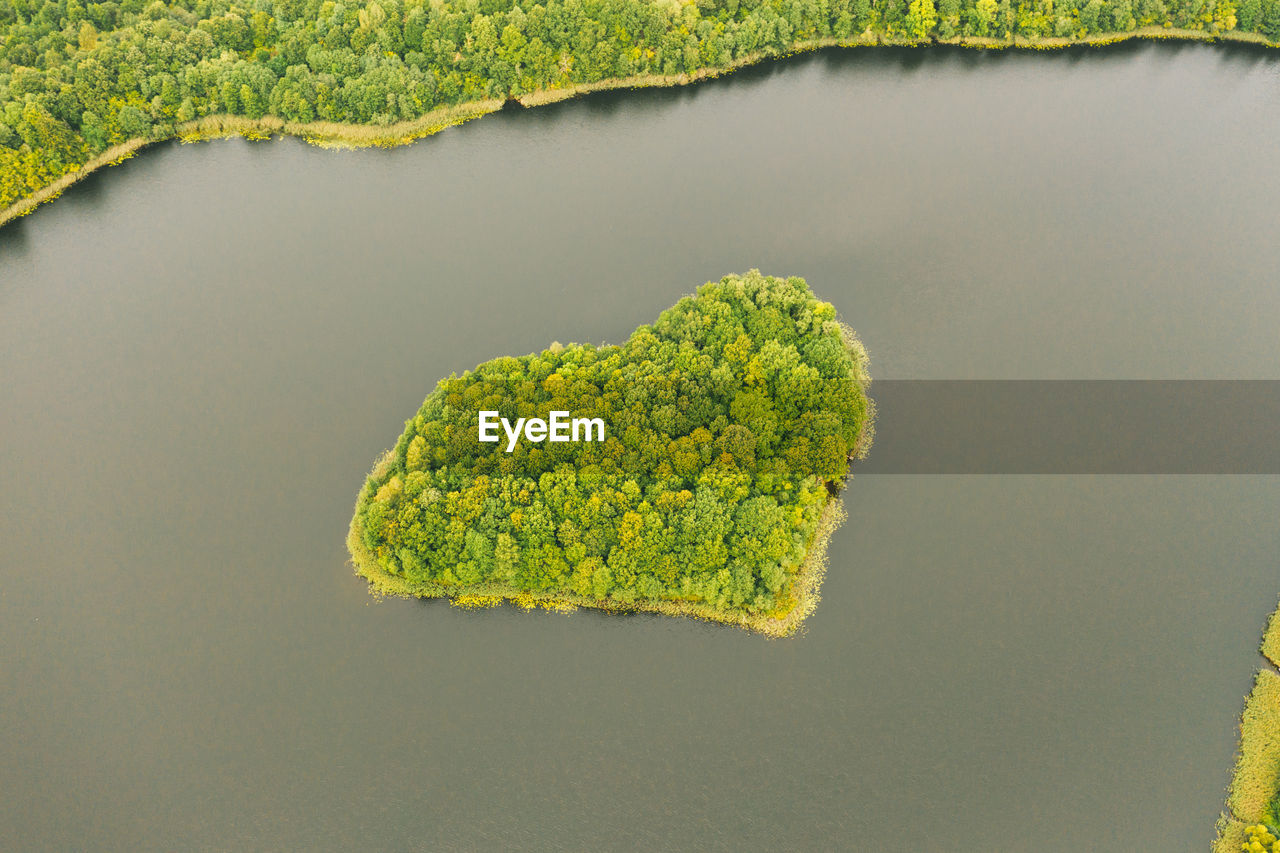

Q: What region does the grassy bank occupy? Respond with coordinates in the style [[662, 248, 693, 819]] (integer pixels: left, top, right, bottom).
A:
[[1213, 601, 1280, 853], [3, 29, 1276, 231], [1229, 671, 1280, 819], [0, 139, 149, 229], [957, 24, 1277, 49], [0, 101, 502, 229], [175, 99, 506, 148], [1264, 601, 1280, 669]]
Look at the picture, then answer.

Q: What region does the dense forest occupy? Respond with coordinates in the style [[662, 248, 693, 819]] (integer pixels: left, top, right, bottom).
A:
[[3, 0, 1279, 215], [348, 271, 872, 631]]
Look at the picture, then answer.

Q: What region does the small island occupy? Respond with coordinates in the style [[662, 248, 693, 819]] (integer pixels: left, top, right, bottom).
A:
[[348, 270, 873, 635], [1214, 599, 1280, 852]]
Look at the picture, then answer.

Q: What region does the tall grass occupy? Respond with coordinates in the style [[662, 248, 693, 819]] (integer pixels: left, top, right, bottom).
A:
[[177, 99, 505, 149], [1213, 602, 1280, 853], [1229, 670, 1280, 823], [1263, 601, 1280, 669]]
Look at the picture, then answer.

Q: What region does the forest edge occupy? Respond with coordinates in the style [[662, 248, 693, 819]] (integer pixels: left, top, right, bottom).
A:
[[2, 27, 1277, 231]]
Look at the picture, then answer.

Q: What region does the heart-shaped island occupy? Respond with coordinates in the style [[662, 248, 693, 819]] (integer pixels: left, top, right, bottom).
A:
[[348, 270, 873, 636]]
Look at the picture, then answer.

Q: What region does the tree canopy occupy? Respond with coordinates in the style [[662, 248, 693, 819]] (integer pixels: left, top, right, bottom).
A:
[[3, 0, 1278, 216], [348, 270, 872, 630]]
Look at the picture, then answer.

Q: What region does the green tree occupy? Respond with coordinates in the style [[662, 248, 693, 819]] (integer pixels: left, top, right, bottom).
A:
[[974, 0, 1000, 33], [906, 0, 939, 36]]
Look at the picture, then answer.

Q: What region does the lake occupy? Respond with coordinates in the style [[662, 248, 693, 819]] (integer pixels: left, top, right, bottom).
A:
[[2, 42, 1279, 850]]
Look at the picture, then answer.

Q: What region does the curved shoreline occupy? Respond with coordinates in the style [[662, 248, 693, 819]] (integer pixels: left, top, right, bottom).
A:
[[2, 28, 1277, 231], [0, 139, 150, 229], [1212, 599, 1280, 852]]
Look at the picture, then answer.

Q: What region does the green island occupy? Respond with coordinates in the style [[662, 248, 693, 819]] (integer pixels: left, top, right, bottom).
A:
[[347, 270, 873, 636], [3, 0, 1280, 225], [1215, 599, 1280, 853]]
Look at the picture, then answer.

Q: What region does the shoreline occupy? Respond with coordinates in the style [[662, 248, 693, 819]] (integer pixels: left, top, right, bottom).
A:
[[3, 28, 1277, 231], [1263, 602, 1280, 669], [0, 138, 150, 229], [1212, 599, 1280, 852]]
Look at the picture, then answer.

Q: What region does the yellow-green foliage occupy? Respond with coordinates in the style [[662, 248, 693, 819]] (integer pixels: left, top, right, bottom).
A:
[[1240, 824, 1280, 852], [451, 594, 504, 609], [348, 271, 871, 635], [1229, 670, 1280, 824], [1215, 601, 1280, 853], [1263, 601, 1280, 669], [1219, 818, 1250, 853], [0, 140, 145, 229]]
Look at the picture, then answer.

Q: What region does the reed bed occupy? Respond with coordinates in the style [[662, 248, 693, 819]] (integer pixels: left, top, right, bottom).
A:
[[1213, 601, 1280, 853], [1263, 601, 1280, 669]]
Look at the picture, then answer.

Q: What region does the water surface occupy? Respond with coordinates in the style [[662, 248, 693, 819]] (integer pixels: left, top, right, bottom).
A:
[[2, 43, 1279, 850]]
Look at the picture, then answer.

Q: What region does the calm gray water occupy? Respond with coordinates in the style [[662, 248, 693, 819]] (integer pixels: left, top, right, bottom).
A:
[[3, 43, 1280, 851]]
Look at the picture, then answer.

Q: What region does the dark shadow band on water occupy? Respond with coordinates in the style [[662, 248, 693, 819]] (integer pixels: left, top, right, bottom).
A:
[[855, 380, 1280, 474]]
